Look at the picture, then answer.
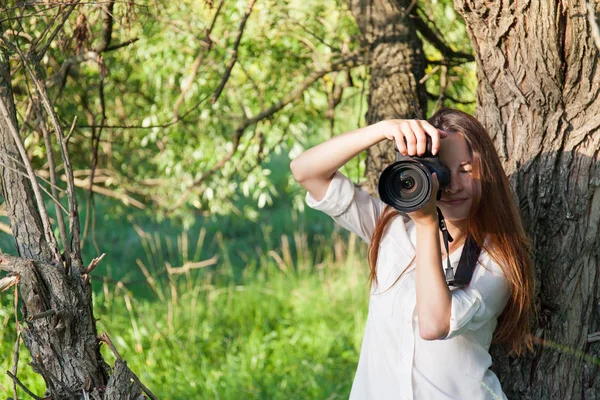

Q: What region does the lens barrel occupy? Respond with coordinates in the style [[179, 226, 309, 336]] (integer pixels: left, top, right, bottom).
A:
[[378, 158, 451, 213]]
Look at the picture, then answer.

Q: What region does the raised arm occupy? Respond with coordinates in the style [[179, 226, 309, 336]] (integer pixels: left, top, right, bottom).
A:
[[290, 122, 385, 201], [290, 120, 445, 201]]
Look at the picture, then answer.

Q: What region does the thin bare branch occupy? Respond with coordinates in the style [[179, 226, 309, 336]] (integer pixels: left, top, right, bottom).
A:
[[84, 253, 105, 274], [35, 169, 146, 209], [211, 0, 256, 104], [6, 371, 42, 400], [0, 154, 69, 215], [433, 64, 448, 113], [166, 256, 218, 275], [94, 0, 115, 53], [35, 1, 80, 59], [36, 103, 69, 251], [105, 37, 139, 51], [426, 90, 475, 105], [12, 281, 20, 400], [28, 55, 83, 271], [411, 7, 474, 62]]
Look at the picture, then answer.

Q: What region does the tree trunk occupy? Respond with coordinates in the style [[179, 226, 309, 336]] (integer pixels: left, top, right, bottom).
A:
[[453, 1, 600, 398], [0, 31, 147, 400], [348, 0, 427, 194], [0, 47, 54, 262]]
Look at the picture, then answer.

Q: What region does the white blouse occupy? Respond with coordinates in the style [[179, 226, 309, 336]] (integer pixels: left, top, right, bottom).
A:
[[306, 171, 510, 400]]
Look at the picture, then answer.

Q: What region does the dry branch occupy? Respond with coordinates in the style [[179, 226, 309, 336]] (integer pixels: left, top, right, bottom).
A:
[[6, 371, 43, 400], [166, 255, 218, 275], [411, 6, 474, 63], [211, 0, 256, 104], [35, 169, 147, 209], [37, 103, 69, 251]]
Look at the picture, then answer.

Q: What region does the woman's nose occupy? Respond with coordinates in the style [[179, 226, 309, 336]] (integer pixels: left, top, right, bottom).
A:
[[445, 172, 462, 194]]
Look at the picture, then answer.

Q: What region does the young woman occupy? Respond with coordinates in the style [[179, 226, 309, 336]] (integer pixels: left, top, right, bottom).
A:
[[290, 109, 535, 399]]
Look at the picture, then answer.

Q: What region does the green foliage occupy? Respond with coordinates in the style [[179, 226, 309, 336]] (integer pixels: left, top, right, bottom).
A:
[[4, 0, 476, 224], [5, 0, 367, 222], [418, 0, 477, 115]]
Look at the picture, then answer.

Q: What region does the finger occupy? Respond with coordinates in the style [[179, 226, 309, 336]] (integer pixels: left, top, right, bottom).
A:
[[421, 121, 444, 155], [401, 122, 417, 156], [431, 172, 440, 192], [410, 120, 428, 156], [395, 133, 408, 155]]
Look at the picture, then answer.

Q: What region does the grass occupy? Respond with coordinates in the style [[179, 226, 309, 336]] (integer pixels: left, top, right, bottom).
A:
[[0, 188, 372, 399]]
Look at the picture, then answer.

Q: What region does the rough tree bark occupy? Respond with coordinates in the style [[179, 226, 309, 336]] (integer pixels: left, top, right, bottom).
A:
[[348, 0, 427, 194], [0, 17, 150, 400], [453, 1, 600, 399], [0, 49, 55, 263]]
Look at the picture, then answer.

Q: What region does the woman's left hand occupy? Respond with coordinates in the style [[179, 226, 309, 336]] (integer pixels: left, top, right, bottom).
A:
[[407, 173, 439, 227]]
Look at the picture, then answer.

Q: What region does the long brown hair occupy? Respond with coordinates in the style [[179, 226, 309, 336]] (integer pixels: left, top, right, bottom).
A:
[[367, 108, 535, 356]]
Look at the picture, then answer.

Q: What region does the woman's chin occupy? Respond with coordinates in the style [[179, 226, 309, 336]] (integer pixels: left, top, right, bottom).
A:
[[437, 204, 471, 222]]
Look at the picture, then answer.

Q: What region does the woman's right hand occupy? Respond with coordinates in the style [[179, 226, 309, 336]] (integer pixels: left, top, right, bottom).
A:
[[376, 119, 447, 157]]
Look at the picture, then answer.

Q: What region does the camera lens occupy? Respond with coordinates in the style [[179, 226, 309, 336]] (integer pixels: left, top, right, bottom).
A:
[[378, 161, 432, 212], [401, 176, 415, 191]]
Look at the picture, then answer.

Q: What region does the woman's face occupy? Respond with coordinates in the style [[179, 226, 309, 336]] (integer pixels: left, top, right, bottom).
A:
[[437, 132, 475, 222]]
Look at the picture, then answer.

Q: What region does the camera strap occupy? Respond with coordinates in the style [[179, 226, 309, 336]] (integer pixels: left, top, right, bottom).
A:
[[436, 207, 482, 287]]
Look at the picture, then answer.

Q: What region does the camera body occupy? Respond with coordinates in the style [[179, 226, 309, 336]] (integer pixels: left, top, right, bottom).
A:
[[378, 139, 451, 213]]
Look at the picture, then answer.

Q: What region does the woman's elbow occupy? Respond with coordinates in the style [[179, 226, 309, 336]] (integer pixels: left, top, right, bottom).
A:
[[418, 322, 450, 341], [289, 159, 305, 183]]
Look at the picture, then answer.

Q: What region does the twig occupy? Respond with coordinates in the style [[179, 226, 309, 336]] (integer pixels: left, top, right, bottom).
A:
[[165, 255, 218, 275], [434, 64, 449, 113], [36, 169, 146, 210], [426, 91, 475, 105], [8, 41, 82, 269], [36, 103, 69, 251], [98, 333, 159, 400], [0, 157, 69, 216], [419, 65, 440, 84], [411, 6, 474, 62], [6, 371, 42, 400], [403, 0, 418, 16], [35, 1, 79, 59], [105, 37, 139, 52], [84, 253, 106, 274], [211, 0, 256, 104], [93, 0, 115, 53], [12, 280, 20, 400], [0, 275, 19, 291], [65, 115, 77, 144]]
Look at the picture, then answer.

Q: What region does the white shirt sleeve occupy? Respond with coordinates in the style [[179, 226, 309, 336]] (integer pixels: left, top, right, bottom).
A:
[[441, 253, 510, 340], [305, 170, 385, 244]]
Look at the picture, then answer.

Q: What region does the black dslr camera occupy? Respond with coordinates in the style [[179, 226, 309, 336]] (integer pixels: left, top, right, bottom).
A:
[[378, 137, 451, 213]]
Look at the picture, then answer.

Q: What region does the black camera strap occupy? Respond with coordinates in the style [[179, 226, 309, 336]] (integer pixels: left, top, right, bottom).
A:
[[436, 207, 482, 287]]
